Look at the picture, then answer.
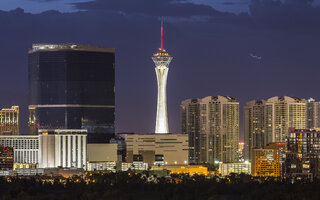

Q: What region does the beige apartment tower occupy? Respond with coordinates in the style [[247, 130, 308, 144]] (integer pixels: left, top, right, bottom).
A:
[[265, 96, 306, 143], [244, 96, 306, 161], [0, 106, 19, 135], [200, 96, 239, 165], [181, 96, 239, 166]]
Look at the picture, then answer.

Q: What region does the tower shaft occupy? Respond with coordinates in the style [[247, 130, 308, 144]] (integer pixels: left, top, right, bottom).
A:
[[155, 66, 169, 133]]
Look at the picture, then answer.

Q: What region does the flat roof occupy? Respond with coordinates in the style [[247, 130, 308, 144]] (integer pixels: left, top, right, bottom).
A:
[[0, 135, 39, 138], [28, 43, 114, 53]]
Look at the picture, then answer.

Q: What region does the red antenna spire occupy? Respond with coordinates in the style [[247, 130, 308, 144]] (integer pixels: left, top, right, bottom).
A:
[[161, 20, 163, 49]]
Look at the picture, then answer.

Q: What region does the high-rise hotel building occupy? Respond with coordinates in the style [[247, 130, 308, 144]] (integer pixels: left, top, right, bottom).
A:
[[244, 100, 266, 161], [181, 96, 239, 166], [0, 106, 19, 135], [28, 44, 115, 143], [244, 96, 306, 161], [181, 99, 200, 164], [306, 98, 320, 129]]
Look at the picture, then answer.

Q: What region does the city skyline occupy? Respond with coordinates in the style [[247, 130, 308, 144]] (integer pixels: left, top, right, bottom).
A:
[[0, 0, 320, 197], [0, 1, 320, 138]]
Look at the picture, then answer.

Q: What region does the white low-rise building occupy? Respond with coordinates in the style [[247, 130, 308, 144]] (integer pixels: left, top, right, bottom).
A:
[[0, 135, 39, 164], [38, 129, 87, 169]]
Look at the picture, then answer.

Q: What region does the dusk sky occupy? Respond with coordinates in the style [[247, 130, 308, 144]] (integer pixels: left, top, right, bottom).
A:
[[1, 0, 320, 139]]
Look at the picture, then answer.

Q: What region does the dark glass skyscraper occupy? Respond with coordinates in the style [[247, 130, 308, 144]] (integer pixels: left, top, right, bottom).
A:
[[28, 44, 115, 143]]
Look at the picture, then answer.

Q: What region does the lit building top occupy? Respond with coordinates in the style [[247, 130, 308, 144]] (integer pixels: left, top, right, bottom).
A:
[[29, 43, 114, 53], [266, 96, 304, 103], [0, 106, 19, 135], [38, 129, 87, 135], [152, 20, 172, 58], [201, 95, 238, 103], [153, 48, 171, 57]]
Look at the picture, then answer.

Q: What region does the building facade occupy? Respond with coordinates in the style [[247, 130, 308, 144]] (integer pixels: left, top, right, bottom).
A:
[[0, 106, 19, 135], [28, 106, 36, 136], [306, 98, 320, 129], [28, 43, 115, 143], [238, 142, 244, 162], [125, 133, 188, 166], [265, 96, 306, 143], [200, 96, 239, 165], [181, 99, 201, 164], [87, 143, 121, 171], [244, 96, 306, 161], [0, 135, 39, 164], [0, 147, 14, 170], [285, 129, 320, 179], [151, 165, 208, 176], [181, 96, 239, 166], [251, 143, 285, 177], [38, 129, 87, 169], [219, 162, 251, 176], [244, 100, 266, 161]]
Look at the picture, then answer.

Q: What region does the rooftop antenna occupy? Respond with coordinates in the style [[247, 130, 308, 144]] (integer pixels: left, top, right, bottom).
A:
[[161, 20, 163, 49]]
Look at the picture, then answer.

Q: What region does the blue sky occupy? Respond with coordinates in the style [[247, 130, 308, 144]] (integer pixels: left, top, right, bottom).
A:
[[0, 0, 89, 13]]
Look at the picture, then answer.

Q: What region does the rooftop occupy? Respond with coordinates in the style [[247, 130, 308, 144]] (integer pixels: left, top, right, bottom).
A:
[[29, 43, 114, 53]]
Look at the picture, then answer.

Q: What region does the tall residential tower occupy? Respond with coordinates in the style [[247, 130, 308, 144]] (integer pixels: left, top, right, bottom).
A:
[[306, 98, 320, 129], [244, 96, 306, 161], [152, 22, 173, 133], [181, 99, 201, 164], [244, 100, 266, 161], [181, 96, 239, 166]]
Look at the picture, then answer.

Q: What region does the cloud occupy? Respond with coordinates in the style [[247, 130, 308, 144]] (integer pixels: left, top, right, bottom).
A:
[[29, 0, 61, 2], [222, 1, 250, 5], [74, 0, 230, 17]]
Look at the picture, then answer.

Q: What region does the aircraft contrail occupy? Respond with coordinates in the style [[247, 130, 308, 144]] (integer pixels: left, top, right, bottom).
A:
[[250, 53, 262, 60]]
